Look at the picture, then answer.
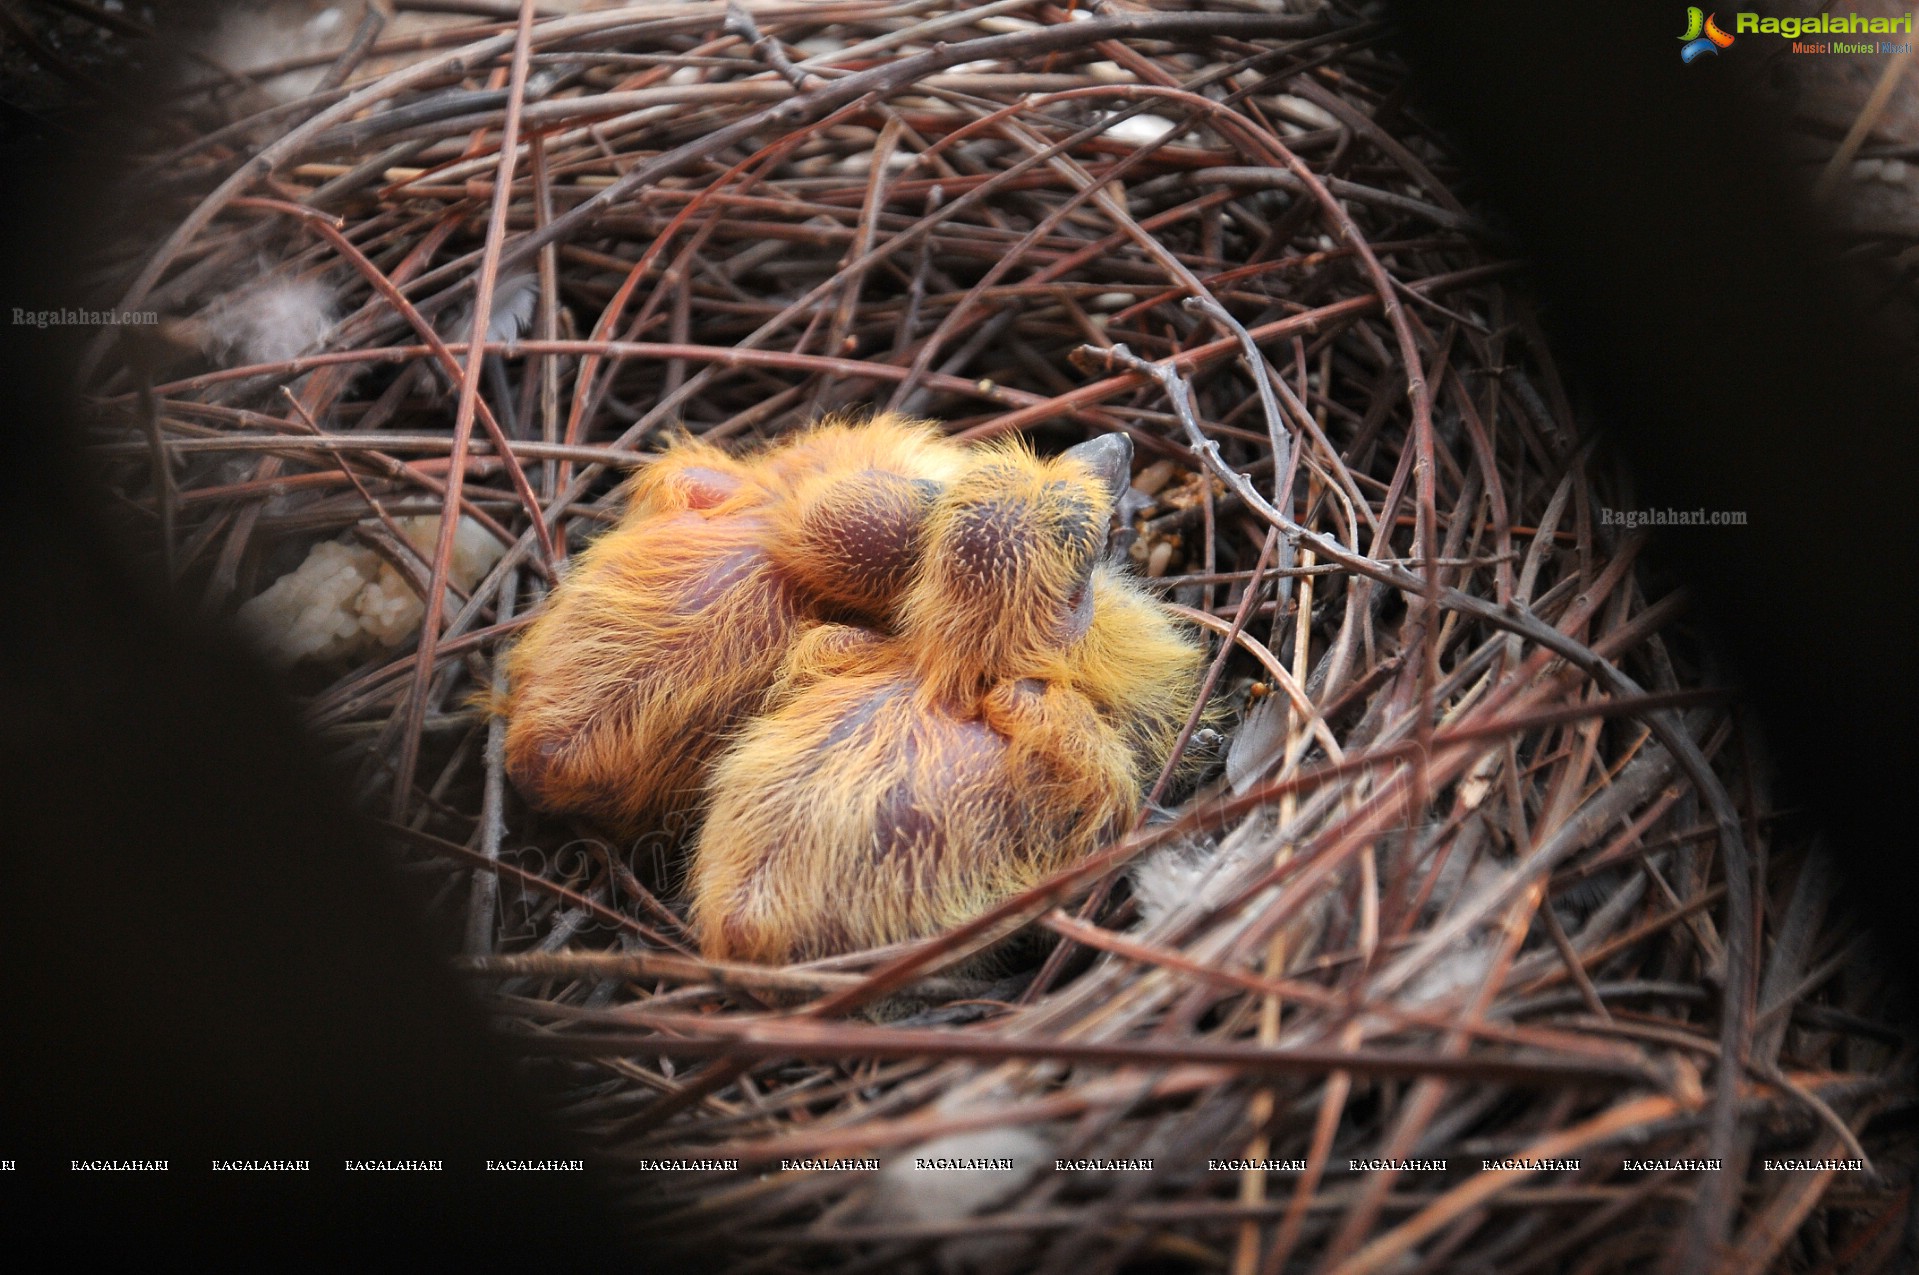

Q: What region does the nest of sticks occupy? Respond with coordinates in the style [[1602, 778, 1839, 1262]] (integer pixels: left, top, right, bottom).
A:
[[77, 2, 1912, 1271]]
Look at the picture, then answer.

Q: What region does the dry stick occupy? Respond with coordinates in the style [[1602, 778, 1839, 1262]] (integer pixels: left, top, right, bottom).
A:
[[1324, 1093, 1709, 1275], [1322, 878, 1545, 1269], [1086, 336, 1756, 1259], [305, 618, 533, 728], [136, 377, 176, 578], [422, 10, 1341, 305], [879, 83, 1243, 416], [1185, 293, 1297, 592], [955, 262, 1515, 442], [619, 684, 1714, 1137], [130, 337, 1045, 415], [1283, 77, 1471, 220], [274, 388, 450, 594], [528, 126, 562, 502], [223, 199, 556, 568], [115, 432, 645, 469], [317, 6, 388, 93], [792, 0, 1033, 70], [522, 1015, 1658, 1089], [90, 5, 630, 379], [1037, 911, 1637, 1063], [383, 821, 663, 942], [725, 0, 823, 91], [1813, 42, 1917, 199], [824, 115, 903, 370], [1237, 494, 1324, 1275], [163, 457, 519, 554], [1448, 372, 1516, 607], [495, 4, 1335, 278], [1188, 167, 1474, 233], [556, 40, 808, 479], [1168, 606, 1342, 763], [393, 0, 540, 818], [465, 567, 516, 956], [1020, 531, 1281, 1007], [467, 950, 861, 994]]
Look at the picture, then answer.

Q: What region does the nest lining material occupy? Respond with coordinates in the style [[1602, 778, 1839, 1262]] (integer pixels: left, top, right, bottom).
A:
[[86, 2, 1910, 1272]]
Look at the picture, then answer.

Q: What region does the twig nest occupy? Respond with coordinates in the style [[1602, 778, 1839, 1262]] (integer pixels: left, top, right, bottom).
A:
[[76, 1, 1905, 1269]]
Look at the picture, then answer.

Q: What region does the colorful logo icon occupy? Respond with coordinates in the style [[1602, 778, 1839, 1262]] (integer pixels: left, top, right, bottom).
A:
[[1680, 8, 1736, 61]]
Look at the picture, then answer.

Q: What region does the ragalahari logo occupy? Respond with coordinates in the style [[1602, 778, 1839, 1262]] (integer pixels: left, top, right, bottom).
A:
[[1680, 8, 1736, 60]]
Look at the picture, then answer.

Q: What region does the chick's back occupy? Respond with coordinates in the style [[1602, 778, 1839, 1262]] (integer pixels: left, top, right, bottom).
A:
[[689, 657, 1137, 964]]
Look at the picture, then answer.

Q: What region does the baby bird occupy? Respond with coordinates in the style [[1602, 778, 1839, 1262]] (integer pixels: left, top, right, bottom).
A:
[[503, 416, 969, 836], [688, 433, 1207, 964]]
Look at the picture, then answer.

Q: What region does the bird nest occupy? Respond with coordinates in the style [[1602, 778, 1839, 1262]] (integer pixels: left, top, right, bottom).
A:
[[82, 3, 1910, 1271]]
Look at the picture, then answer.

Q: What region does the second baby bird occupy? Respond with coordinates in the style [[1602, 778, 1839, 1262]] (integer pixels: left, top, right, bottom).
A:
[[689, 433, 1206, 963]]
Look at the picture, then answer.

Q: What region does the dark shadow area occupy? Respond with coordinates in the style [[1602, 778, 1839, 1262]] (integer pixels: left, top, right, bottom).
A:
[[0, 17, 652, 1269], [1386, 0, 1919, 1022]]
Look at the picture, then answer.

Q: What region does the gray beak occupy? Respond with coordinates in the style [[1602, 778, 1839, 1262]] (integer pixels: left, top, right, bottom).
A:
[[1062, 432, 1133, 506]]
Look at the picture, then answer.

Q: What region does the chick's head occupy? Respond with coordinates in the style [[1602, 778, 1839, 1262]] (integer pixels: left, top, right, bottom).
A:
[[759, 413, 971, 619], [903, 433, 1132, 696], [773, 467, 944, 617]]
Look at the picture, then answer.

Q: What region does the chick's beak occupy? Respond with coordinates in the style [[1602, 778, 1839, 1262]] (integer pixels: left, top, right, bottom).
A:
[[1063, 432, 1135, 559], [1061, 432, 1133, 508]]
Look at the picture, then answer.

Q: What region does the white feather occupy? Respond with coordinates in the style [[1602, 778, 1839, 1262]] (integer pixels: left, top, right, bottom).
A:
[[1225, 693, 1289, 795], [867, 1126, 1047, 1224], [204, 277, 338, 369], [482, 273, 541, 345], [203, 6, 350, 103], [1401, 935, 1499, 1008], [1129, 843, 1215, 931]]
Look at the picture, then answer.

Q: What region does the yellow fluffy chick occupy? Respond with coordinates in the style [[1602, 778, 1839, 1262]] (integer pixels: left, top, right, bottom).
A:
[[503, 416, 968, 835], [689, 433, 1206, 963]]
